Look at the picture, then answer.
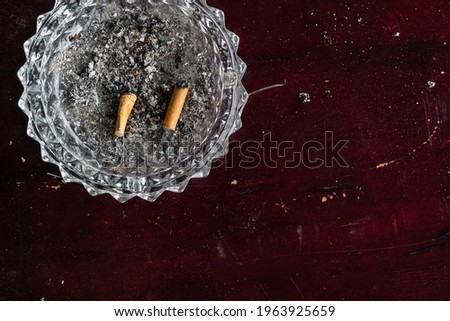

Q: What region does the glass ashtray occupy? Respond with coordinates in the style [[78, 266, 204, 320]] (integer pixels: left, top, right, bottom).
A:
[[18, 0, 248, 202]]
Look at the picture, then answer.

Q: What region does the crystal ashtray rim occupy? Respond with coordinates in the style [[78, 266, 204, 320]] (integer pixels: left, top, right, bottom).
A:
[[17, 0, 248, 202]]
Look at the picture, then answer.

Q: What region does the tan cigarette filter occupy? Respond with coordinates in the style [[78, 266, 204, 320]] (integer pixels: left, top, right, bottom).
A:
[[163, 86, 189, 131], [115, 93, 137, 137]]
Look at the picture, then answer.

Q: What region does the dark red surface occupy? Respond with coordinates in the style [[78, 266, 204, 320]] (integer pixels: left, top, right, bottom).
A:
[[1, 0, 450, 300]]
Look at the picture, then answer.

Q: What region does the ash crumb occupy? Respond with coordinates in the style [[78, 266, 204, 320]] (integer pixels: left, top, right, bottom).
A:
[[230, 180, 238, 185], [69, 34, 80, 42], [9, 140, 13, 146], [426, 81, 436, 89], [21, 157, 26, 163], [298, 92, 311, 103], [321, 196, 327, 203]]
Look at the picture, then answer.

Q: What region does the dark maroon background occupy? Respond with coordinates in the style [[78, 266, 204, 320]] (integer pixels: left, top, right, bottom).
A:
[[1, 0, 449, 300]]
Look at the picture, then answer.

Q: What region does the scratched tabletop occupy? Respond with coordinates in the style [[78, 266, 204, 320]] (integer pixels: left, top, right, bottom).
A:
[[1, 0, 449, 300]]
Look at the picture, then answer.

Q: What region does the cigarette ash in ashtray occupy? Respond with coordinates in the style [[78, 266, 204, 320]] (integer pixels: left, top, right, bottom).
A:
[[52, 7, 222, 170]]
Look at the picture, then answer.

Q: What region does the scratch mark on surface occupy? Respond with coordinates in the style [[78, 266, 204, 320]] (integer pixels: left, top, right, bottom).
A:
[[368, 94, 446, 171], [424, 98, 432, 146], [290, 276, 306, 300], [434, 95, 442, 125], [342, 216, 372, 227], [216, 238, 226, 259], [402, 225, 450, 257], [275, 199, 289, 213], [218, 231, 243, 265], [393, 217, 399, 235], [334, 240, 430, 254], [249, 79, 287, 96], [315, 183, 359, 194], [296, 225, 303, 254], [370, 121, 441, 171], [257, 282, 271, 300], [236, 202, 266, 232], [266, 239, 441, 260], [365, 240, 443, 254], [154, 221, 169, 233]]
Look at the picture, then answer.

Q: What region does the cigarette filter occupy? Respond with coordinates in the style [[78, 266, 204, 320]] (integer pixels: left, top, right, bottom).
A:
[[163, 85, 189, 131], [115, 92, 137, 137]]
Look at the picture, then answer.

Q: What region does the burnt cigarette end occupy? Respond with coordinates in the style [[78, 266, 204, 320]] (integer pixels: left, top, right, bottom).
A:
[[177, 81, 189, 88], [163, 85, 189, 132], [115, 92, 137, 137]]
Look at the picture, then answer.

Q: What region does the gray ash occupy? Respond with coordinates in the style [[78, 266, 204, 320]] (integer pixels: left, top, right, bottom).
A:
[[298, 92, 311, 103], [54, 8, 219, 164]]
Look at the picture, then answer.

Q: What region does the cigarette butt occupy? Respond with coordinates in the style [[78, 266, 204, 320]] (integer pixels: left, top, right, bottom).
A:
[[163, 85, 189, 131], [115, 92, 137, 137]]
